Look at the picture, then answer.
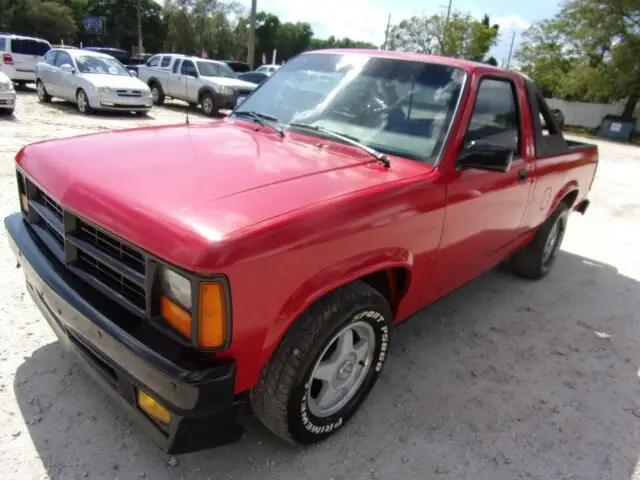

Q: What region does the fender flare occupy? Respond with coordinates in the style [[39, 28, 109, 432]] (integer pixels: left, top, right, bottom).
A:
[[197, 86, 215, 103], [146, 77, 162, 89], [261, 248, 414, 356], [547, 180, 579, 218]]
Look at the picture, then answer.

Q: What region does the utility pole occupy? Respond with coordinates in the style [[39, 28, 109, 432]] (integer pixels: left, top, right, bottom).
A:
[[441, 0, 453, 56], [382, 14, 391, 50], [505, 30, 516, 69], [247, 0, 257, 69], [136, 0, 144, 55]]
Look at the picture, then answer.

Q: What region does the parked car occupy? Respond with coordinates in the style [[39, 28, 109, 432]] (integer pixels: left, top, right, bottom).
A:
[[6, 49, 598, 453], [84, 46, 130, 65], [0, 71, 16, 114], [0, 33, 51, 85], [254, 64, 280, 76], [137, 53, 257, 115], [238, 71, 269, 85], [51, 44, 79, 50], [550, 108, 565, 129], [35, 48, 152, 114], [221, 60, 251, 73]]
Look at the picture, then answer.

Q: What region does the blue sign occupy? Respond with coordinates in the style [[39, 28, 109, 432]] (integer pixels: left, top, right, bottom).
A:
[[84, 16, 104, 35]]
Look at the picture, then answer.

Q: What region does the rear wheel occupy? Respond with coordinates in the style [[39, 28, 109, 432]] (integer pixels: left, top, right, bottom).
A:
[[76, 89, 92, 114], [511, 202, 569, 279], [36, 80, 51, 103], [251, 281, 392, 444], [200, 91, 216, 116], [149, 82, 164, 105]]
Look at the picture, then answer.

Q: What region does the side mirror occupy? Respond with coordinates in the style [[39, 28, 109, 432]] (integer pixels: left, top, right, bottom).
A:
[[456, 140, 514, 173], [129, 69, 138, 77], [60, 64, 75, 74]]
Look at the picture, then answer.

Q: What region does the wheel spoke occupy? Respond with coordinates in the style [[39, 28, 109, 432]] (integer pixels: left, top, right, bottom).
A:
[[315, 384, 344, 410], [313, 359, 337, 381], [336, 329, 354, 358]]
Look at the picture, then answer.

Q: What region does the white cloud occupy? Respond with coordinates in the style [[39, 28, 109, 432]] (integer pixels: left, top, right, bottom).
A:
[[493, 14, 530, 30]]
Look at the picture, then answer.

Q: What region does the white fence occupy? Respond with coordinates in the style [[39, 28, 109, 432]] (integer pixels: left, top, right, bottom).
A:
[[546, 99, 640, 132]]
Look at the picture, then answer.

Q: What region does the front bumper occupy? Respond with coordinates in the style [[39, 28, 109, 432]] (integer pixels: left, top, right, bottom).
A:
[[91, 92, 153, 111], [5, 213, 243, 453], [0, 90, 16, 109], [216, 91, 237, 110]]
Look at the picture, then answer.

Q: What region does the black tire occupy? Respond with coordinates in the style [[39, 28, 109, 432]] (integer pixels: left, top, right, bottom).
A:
[[36, 80, 51, 103], [76, 89, 92, 114], [200, 91, 216, 116], [511, 202, 569, 279], [149, 82, 165, 105], [251, 281, 392, 445]]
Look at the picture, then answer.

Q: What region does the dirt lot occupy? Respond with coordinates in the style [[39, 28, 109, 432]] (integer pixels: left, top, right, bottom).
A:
[[1, 88, 639, 480]]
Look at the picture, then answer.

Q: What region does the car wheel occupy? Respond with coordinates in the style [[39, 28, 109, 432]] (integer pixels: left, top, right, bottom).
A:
[[76, 89, 92, 115], [511, 202, 569, 279], [36, 80, 51, 103], [200, 92, 216, 116], [251, 281, 392, 444], [149, 82, 165, 105]]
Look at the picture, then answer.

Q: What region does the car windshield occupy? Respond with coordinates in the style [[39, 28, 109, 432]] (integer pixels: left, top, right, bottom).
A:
[[235, 53, 466, 163], [76, 55, 129, 76], [197, 61, 237, 79]]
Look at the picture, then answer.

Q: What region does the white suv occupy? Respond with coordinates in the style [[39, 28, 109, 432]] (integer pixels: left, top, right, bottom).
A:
[[0, 34, 52, 84]]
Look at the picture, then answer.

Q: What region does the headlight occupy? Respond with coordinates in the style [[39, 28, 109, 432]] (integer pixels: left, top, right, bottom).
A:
[[218, 86, 233, 95], [159, 268, 228, 349], [95, 86, 114, 94], [0, 82, 12, 91], [161, 268, 192, 308]]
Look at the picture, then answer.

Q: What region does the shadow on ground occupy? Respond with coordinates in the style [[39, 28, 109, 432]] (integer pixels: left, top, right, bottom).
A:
[[13, 251, 640, 480]]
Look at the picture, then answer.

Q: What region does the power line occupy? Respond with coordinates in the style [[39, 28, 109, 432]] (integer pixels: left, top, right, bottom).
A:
[[442, 0, 453, 55]]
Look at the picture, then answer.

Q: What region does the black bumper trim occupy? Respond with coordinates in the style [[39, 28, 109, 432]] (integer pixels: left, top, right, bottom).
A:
[[5, 213, 243, 453]]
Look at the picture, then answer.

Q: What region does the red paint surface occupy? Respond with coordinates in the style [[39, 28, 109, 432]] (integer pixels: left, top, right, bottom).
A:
[[16, 52, 598, 394]]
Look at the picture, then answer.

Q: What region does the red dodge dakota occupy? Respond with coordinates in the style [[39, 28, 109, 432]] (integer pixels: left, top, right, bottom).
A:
[[5, 49, 598, 453]]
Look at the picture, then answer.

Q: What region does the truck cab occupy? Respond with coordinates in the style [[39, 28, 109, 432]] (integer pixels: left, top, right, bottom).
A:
[[5, 49, 597, 453]]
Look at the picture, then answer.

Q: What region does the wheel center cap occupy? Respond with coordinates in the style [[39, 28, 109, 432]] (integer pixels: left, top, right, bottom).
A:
[[337, 360, 354, 380]]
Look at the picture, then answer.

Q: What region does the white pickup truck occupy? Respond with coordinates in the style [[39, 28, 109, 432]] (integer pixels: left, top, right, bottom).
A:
[[137, 54, 258, 116]]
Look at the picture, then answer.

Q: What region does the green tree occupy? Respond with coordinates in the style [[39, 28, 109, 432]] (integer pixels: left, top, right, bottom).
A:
[[310, 36, 377, 50], [517, 0, 640, 117], [274, 22, 313, 61], [0, 0, 77, 42], [387, 11, 499, 62]]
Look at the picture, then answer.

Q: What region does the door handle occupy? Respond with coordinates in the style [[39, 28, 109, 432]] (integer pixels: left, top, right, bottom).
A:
[[518, 168, 528, 181]]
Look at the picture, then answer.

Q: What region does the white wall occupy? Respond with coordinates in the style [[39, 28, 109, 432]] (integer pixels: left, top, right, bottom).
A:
[[546, 99, 640, 132]]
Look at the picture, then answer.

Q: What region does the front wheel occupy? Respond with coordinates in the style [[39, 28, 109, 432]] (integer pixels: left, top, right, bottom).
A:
[[251, 281, 392, 444], [200, 92, 217, 116], [149, 82, 165, 105], [511, 202, 569, 279], [76, 89, 92, 114]]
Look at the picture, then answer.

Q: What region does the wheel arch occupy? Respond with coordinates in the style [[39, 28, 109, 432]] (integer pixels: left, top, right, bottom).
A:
[[197, 86, 215, 103], [548, 181, 579, 218]]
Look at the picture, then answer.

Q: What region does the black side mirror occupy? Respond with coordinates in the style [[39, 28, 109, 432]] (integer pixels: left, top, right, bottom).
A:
[[456, 140, 514, 173]]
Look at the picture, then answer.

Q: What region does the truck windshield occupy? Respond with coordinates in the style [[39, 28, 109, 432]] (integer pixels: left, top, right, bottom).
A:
[[76, 56, 130, 76], [235, 53, 466, 163], [197, 61, 237, 79]]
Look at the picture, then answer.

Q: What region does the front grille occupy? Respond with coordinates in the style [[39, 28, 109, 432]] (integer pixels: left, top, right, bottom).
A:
[[236, 88, 253, 96], [116, 89, 142, 97], [20, 175, 148, 317]]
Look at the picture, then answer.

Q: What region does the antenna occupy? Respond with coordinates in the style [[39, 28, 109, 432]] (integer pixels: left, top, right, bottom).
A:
[[184, 58, 190, 125]]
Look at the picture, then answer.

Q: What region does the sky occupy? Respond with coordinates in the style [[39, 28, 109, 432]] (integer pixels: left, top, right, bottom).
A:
[[235, 0, 563, 64]]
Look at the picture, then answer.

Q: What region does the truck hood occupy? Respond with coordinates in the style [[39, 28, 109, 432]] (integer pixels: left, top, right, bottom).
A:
[[17, 120, 424, 269], [202, 76, 257, 90]]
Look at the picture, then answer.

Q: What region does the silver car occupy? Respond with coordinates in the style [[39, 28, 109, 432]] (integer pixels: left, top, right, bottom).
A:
[[0, 71, 16, 115], [35, 49, 153, 114]]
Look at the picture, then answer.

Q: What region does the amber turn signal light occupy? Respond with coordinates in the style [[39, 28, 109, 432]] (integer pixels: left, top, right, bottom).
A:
[[20, 193, 28, 212], [160, 296, 191, 339], [198, 282, 227, 348], [138, 390, 170, 424]]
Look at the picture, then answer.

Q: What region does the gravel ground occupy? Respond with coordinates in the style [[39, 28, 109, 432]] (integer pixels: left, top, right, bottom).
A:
[[1, 88, 639, 480]]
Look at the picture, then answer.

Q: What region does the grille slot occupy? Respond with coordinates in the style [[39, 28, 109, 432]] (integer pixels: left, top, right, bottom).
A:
[[76, 251, 146, 309], [76, 220, 145, 274], [116, 89, 142, 97], [23, 181, 149, 317]]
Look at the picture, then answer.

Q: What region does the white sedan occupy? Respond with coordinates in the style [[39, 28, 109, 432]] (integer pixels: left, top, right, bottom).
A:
[[35, 48, 153, 114], [0, 71, 16, 115]]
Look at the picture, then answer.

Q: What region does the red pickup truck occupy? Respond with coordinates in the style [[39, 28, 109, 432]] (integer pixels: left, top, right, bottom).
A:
[[5, 50, 598, 453]]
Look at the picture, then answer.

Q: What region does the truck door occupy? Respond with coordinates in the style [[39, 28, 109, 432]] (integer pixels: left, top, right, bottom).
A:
[[166, 58, 182, 97], [427, 74, 534, 301]]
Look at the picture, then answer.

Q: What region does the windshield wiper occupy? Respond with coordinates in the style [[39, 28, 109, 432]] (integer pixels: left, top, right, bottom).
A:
[[288, 122, 391, 168], [233, 110, 284, 137]]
